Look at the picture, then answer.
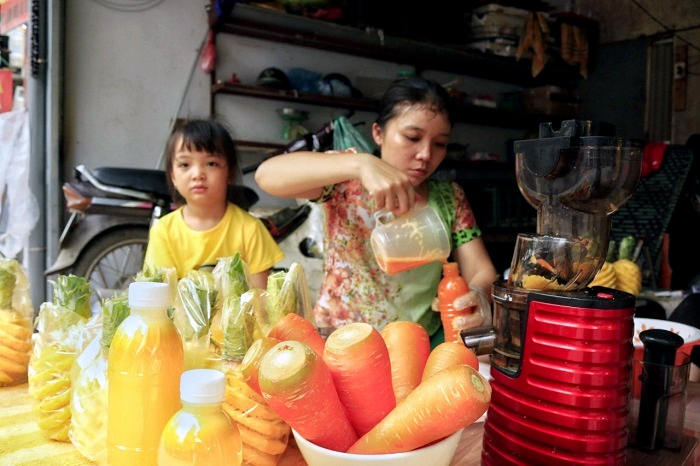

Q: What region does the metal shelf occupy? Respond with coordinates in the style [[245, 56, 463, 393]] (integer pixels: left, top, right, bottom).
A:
[[219, 4, 581, 87], [213, 82, 560, 130]]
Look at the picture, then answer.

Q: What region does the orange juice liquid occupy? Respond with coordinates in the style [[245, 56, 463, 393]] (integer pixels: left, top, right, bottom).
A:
[[108, 307, 184, 465], [158, 403, 242, 465]]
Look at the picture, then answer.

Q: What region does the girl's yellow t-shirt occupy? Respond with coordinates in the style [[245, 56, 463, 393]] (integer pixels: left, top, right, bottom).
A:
[[143, 202, 284, 277]]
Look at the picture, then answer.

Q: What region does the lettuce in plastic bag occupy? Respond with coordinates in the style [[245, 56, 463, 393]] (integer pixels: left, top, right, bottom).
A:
[[177, 270, 218, 369], [266, 263, 313, 326], [222, 289, 270, 360]]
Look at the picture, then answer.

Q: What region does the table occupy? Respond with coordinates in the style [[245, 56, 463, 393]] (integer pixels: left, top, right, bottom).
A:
[[3, 382, 700, 465]]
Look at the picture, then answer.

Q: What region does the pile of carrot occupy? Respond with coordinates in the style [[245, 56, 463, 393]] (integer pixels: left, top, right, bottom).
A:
[[244, 316, 491, 455]]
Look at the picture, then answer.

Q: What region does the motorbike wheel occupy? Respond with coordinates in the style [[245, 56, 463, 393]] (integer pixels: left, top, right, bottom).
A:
[[70, 226, 149, 313]]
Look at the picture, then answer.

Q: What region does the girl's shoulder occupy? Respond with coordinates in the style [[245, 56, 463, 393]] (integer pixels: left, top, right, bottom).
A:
[[152, 206, 184, 229]]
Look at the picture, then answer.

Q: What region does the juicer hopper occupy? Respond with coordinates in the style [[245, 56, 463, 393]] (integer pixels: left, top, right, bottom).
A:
[[509, 120, 643, 290]]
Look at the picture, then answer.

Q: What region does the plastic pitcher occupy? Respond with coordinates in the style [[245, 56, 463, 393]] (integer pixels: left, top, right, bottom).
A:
[[370, 205, 450, 275]]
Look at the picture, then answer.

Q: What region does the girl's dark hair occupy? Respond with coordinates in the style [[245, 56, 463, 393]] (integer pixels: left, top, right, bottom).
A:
[[375, 77, 455, 129], [164, 119, 240, 204]]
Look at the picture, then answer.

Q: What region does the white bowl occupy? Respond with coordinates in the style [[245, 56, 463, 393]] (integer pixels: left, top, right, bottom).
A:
[[292, 428, 464, 466], [633, 318, 700, 347]]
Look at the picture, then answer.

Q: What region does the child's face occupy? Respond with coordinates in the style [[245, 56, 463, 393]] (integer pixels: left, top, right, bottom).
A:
[[170, 138, 231, 208], [372, 104, 450, 187]]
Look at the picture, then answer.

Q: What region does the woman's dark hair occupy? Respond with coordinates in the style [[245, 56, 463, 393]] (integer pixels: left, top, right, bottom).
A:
[[164, 119, 239, 204], [375, 77, 455, 129]]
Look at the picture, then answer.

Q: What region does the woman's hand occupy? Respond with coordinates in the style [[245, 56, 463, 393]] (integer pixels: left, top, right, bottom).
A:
[[431, 285, 492, 329], [358, 154, 416, 215]]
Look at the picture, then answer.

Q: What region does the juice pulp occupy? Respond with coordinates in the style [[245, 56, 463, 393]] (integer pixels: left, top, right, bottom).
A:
[[158, 404, 242, 466], [379, 257, 434, 275], [108, 309, 184, 465]]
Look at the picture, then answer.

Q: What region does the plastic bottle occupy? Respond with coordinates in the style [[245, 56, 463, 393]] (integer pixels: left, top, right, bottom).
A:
[[158, 369, 242, 466], [108, 282, 184, 465], [437, 262, 476, 343]]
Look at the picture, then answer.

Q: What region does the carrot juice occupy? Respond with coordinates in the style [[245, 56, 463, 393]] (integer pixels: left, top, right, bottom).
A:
[[108, 282, 184, 465], [437, 262, 474, 343], [379, 257, 434, 275]]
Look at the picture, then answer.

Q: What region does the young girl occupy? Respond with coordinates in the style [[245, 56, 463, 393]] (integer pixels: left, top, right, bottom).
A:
[[255, 77, 498, 338], [143, 119, 284, 288]]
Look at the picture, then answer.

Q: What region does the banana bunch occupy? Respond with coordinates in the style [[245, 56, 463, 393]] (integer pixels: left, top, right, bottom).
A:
[[589, 236, 643, 296], [0, 311, 32, 386], [223, 370, 291, 466]]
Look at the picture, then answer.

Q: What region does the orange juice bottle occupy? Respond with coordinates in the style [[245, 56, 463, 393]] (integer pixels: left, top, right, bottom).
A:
[[437, 262, 474, 343], [158, 369, 242, 466], [108, 282, 184, 465]]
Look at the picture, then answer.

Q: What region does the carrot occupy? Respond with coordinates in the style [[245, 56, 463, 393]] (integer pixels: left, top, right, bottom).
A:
[[241, 336, 281, 395], [267, 312, 326, 356], [421, 342, 479, 382], [323, 322, 396, 436], [347, 364, 491, 455], [380, 321, 431, 402], [258, 340, 358, 452]]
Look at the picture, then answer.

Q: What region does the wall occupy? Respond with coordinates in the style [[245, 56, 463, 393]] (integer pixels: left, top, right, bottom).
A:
[[63, 0, 210, 177], [554, 0, 700, 144]]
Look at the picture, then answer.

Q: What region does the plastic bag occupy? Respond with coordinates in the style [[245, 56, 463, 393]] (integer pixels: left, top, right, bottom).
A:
[[221, 366, 291, 466], [266, 263, 314, 325], [0, 258, 34, 387], [212, 254, 252, 352], [200, 30, 216, 73], [0, 110, 39, 259], [177, 270, 219, 370], [332, 115, 376, 153], [28, 275, 100, 441], [221, 289, 270, 360], [70, 292, 129, 463]]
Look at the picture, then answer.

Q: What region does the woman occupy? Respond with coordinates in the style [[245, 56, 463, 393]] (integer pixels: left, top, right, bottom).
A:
[[255, 77, 498, 340]]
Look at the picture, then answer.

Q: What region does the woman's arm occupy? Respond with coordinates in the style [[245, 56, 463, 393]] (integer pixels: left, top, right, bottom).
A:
[[255, 150, 417, 213], [249, 269, 270, 290], [255, 151, 370, 199], [452, 238, 500, 304]]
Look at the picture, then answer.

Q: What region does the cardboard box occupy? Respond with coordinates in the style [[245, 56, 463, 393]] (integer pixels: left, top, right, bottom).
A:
[[468, 4, 531, 40], [521, 85, 580, 118]]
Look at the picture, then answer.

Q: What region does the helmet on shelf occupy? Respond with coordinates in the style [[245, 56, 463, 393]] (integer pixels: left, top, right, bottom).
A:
[[256, 67, 292, 90]]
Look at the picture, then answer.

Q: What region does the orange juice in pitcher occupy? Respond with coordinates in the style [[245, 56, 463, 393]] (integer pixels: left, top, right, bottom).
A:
[[108, 282, 184, 465]]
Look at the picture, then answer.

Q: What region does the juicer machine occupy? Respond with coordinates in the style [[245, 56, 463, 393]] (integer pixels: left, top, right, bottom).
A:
[[478, 120, 644, 465]]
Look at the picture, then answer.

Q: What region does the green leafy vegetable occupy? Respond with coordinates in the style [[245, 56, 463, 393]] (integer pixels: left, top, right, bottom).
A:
[[177, 270, 218, 341], [53, 274, 92, 319], [212, 253, 250, 301], [266, 263, 313, 325], [99, 292, 130, 350], [221, 295, 252, 359]]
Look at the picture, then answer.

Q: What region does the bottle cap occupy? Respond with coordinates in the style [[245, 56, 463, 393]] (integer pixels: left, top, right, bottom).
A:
[[180, 369, 226, 404], [128, 282, 170, 308]]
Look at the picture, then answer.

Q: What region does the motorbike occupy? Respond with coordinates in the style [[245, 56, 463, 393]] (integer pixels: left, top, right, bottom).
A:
[[45, 117, 339, 309]]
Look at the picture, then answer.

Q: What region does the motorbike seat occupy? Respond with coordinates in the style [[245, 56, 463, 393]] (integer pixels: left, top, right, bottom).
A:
[[92, 167, 171, 198]]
